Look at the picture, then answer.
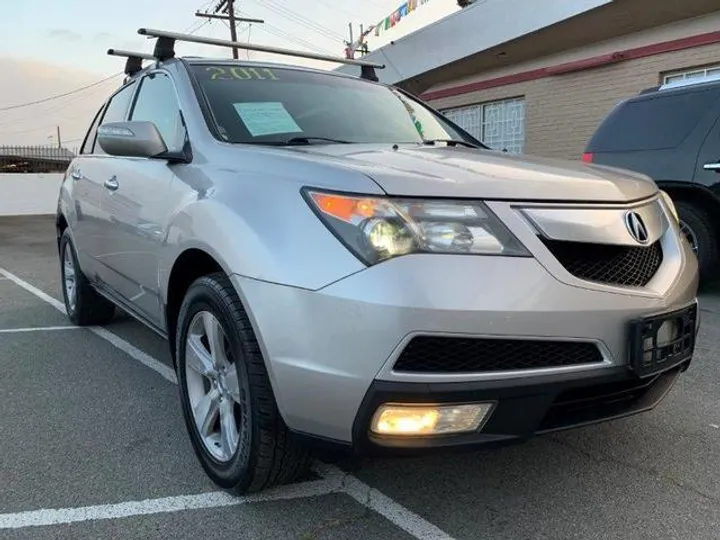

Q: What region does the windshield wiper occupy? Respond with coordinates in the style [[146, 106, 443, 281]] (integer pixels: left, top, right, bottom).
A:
[[422, 139, 483, 149], [283, 136, 352, 145]]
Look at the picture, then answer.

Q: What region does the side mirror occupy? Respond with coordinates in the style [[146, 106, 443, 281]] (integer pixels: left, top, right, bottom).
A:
[[97, 121, 168, 159]]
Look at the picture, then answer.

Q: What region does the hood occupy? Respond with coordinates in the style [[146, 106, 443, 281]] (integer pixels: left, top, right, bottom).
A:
[[287, 144, 657, 202]]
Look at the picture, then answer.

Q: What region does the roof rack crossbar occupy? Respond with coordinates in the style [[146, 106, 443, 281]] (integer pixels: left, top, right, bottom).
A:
[[137, 28, 385, 80], [107, 49, 157, 75]]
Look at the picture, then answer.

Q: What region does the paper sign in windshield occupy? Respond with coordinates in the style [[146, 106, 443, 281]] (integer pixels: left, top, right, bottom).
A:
[[233, 102, 302, 137]]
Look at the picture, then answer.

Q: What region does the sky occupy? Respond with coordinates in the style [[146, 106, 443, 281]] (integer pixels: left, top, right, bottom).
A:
[[0, 0, 454, 148]]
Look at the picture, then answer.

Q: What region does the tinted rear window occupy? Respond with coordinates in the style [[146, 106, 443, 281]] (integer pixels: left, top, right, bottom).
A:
[[587, 87, 720, 152]]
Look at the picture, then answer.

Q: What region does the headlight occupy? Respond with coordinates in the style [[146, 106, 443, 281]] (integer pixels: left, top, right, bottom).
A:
[[304, 189, 530, 265], [660, 190, 679, 223]]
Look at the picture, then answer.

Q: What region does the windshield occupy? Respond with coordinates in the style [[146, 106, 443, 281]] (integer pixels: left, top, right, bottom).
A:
[[188, 63, 483, 146]]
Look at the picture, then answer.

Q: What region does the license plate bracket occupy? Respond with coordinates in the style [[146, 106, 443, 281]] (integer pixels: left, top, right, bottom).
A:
[[628, 303, 697, 378]]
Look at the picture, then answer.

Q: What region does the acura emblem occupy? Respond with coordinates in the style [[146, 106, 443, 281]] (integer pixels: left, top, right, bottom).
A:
[[625, 211, 649, 244]]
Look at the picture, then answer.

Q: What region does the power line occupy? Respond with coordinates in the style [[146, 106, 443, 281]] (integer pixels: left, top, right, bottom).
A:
[[196, 0, 265, 59], [251, 0, 346, 42], [0, 73, 122, 113], [233, 8, 336, 55], [1, 105, 101, 136], [0, 80, 116, 129], [310, 0, 357, 18], [255, 21, 337, 55]]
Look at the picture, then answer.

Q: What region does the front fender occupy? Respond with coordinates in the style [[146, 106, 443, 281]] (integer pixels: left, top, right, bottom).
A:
[[159, 188, 366, 304]]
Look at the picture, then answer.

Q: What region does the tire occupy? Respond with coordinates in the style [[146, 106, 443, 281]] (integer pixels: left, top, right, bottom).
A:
[[175, 272, 312, 494], [59, 229, 115, 326], [676, 201, 719, 283]]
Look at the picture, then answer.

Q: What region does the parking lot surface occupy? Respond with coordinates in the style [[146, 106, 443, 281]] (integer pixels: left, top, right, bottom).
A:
[[1, 215, 720, 540]]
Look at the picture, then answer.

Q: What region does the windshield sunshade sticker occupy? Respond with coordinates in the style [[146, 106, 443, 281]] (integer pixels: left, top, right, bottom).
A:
[[232, 102, 303, 137], [205, 66, 279, 81]]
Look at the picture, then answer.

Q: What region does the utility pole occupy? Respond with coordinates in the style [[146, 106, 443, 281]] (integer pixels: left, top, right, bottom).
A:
[[196, 0, 264, 59], [344, 23, 373, 59], [359, 24, 368, 57], [56, 126, 62, 149], [345, 23, 355, 59], [226, 0, 238, 59]]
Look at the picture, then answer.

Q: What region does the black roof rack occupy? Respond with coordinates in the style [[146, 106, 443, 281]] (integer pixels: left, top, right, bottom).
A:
[[136, 28, 385, 81], [107, 48, 157, 76]]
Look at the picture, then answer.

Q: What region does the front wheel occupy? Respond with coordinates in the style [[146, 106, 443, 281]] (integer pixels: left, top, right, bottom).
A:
[[175, 273, 312, 494], [676, 201, 719, 283]]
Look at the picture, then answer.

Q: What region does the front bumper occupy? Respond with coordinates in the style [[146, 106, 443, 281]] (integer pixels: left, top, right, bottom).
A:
[[351, 360, 687, 455], [231, 238, 698, 448]]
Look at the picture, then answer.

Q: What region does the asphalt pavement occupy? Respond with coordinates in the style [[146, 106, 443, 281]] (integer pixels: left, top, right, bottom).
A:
[[1, 215, 719, 540]]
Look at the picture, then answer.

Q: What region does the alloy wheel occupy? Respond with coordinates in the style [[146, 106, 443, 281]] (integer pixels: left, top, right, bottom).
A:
[[679, 219, 699, 255], [63, 246, 77, 312], [185, 311, 242, 463]]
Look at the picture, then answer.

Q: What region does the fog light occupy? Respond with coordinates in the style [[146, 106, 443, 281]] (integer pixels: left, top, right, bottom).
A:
[[370, 403, 494, 436]]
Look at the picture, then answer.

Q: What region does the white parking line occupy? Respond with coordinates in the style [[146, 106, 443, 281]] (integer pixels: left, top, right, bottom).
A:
[[89, 326, 177, 384], [0, 267, 458, 540], [0, 267, 177, 384], [0, 326, 84, 334], [0, 268, 66, 311], [325, 465, 457, 540], [0, 475, 344, 530]]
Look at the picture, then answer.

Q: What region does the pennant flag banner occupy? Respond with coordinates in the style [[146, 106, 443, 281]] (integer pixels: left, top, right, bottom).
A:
[[375, 0, 432, 37]]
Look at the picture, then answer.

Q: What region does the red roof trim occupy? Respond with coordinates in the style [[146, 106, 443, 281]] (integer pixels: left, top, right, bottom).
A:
[[422, 30, 720, 101]]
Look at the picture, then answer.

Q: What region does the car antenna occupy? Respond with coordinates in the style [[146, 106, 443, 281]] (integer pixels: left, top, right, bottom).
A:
[[136, 28, 385, 82], [107, 49, 158, 81]]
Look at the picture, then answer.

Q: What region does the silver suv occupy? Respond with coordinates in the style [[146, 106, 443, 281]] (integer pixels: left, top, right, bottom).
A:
[[57, 29, 699, 494]]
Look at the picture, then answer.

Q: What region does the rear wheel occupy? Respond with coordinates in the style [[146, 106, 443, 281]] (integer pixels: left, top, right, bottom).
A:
[[175, 273, 312, 494], [676, 201, 719, 283], [59, 229, 115, 326]]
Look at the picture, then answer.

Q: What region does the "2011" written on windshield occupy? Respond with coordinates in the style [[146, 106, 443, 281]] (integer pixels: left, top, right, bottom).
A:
[[205, 66, 279, 81]]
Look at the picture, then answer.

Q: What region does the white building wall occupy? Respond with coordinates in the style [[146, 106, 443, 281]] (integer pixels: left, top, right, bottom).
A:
[[425, 11, 720, 93], [0, 174, 62, 216], [337, 0, 612, 84]]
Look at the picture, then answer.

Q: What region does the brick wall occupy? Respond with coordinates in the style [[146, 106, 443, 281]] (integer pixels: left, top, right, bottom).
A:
[[428, 42, 720, 160]]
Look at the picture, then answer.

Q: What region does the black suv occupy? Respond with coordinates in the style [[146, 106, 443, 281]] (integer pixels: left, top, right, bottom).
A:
[[583, 76, 720, 283]]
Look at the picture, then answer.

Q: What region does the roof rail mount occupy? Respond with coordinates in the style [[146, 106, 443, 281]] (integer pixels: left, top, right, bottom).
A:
[[136, 28, 385, 81], [107, 49, 157, 75]]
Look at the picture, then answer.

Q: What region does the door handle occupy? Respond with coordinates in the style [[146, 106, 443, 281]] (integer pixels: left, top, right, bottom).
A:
[[71, 169, 82, 181], [704, 162, 720, 172], [104, 176, 119, 191]]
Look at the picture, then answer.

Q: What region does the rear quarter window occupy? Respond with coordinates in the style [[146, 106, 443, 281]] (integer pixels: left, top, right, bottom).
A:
[[587, 87, 720, 152]]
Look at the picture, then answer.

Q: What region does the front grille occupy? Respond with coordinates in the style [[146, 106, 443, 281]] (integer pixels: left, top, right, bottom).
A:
[[541, 238, 663, 287], [393, 336, 603, 373], [537, 365, 683, 432]]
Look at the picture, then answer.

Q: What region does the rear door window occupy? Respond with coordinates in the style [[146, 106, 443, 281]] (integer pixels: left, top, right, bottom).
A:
[[588, 87, 720, 152]]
